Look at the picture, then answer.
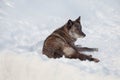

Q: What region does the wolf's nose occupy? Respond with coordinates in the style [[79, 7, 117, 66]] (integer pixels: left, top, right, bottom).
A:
[[84, 34, 86, 37], [83, 33, 86, 37], [81, 32, 86, 37]]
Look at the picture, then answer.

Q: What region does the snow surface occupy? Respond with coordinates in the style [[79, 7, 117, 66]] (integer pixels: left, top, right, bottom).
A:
[[0, 0, 120, 80]]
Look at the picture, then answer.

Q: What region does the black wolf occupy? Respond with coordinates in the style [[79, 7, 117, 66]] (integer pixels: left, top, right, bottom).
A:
[[42, 16, 99, 63]]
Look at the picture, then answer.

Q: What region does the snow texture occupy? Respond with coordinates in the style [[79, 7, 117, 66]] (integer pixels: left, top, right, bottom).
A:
[[0, 0, 120, 80]]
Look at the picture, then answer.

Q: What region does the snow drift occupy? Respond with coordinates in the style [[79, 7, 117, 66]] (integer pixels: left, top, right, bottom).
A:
[[0, 51, 119, 80]]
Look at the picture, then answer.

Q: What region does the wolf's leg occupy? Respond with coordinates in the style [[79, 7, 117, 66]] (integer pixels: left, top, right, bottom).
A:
[[63, 46, 99, 62], [76, 46, 98, 52], [65, 53, 91, 61], [42, 47, 56, 58], [65, 52, 99, 62], [88, 57, 100, 63], [66, 53, 99, 63], [54, 50, 64, 58], [43, 49, 63, 58]]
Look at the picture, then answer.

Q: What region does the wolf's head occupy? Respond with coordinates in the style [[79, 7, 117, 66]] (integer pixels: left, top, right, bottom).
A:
[[66, 16, 86, 39]]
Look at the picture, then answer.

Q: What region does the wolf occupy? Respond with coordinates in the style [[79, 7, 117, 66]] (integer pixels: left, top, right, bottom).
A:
[[42, 16, 100, 63]]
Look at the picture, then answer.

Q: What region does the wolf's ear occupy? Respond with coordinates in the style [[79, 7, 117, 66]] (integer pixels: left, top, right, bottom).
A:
[[67, 19, 73, 29], [75, 16, 81, 23]]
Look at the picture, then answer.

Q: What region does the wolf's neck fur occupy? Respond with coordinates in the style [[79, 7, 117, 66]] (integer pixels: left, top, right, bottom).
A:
[[53, 26, 76, 45]]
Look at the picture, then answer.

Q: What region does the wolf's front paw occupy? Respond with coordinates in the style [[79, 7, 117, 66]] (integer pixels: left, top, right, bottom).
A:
[[94, 58, 100, 63], [92, 58, 100, 63]]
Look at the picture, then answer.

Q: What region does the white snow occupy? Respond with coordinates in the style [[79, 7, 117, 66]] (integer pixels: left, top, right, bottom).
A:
[[0, 0, 120, 80]]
